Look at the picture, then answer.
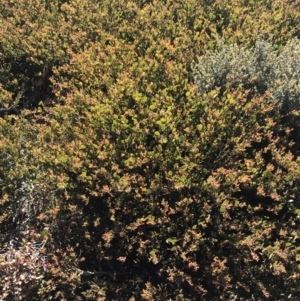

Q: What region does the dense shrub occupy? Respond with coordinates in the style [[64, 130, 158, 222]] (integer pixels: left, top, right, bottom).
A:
[[193, 37, 300, 159], [0, 0, 299, 300]]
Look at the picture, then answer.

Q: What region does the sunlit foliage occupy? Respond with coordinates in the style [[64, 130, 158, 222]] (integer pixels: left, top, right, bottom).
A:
[[0, 0, 299, 300]]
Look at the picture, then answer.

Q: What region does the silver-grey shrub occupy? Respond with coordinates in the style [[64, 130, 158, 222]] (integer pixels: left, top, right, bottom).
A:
[[192, 37, 300, 114]]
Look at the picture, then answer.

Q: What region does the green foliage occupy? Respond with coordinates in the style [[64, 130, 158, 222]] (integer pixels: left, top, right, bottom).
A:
[[0, 0, 299, 300]]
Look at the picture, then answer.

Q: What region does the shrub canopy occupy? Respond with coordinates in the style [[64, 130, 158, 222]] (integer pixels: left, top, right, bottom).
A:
[[0, 0, 299, 300]]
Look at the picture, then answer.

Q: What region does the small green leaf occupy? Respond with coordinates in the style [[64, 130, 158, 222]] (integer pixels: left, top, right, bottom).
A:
[[220, 206, 226, 213], [149, 249, 158, 256], [60, 155, 68, 163], [166, 237, 178, 245], [197, 124, 203, 131]]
